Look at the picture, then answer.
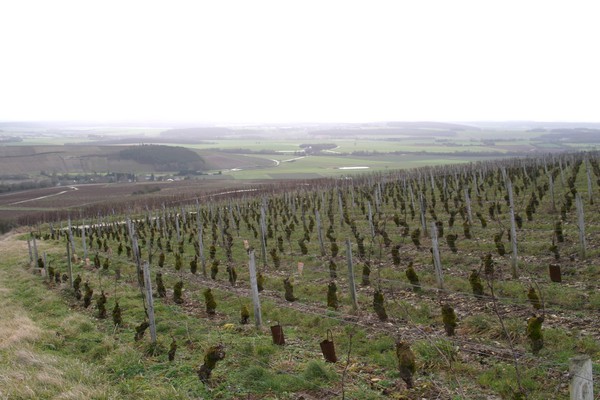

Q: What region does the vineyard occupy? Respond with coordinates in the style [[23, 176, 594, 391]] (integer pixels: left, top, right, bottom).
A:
[[10, 151, 600, 399]]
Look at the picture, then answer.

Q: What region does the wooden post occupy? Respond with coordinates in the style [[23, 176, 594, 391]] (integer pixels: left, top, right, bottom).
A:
[[570, 355, 593, 400], [42, 251, 48, 279], [346, 239, 358, 311], [506, 179, 519, 278], [315, 210, 326, 257], [142, 262, 157, 344], [248, 251, 263, 328], [431, 222, 444, 289], [66, 241, 73, 288], [575, 193, 587, 259]]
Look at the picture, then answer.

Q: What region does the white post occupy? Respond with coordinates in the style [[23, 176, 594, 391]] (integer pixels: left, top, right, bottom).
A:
[[27, 239, 33, 264], [197, 205, 207, 278], [575, 193, 587, 259], [142, 262, 157, 344], [585, 159, 594, 205], [368, 202, 375, 239], [431, 222, 444, 289], [43, 252, 48, 280], [32, 235, 39, 266], [464, 188, 473, 225], [338, 191, 344, 227], [66, 241, 73, 288], [346, 239, 358, 311], [248, 251, 263, 328], [316, 210, 326, 257], [260, 206, 268, 268], [548, 173, 556, 212], [570, 355, 593, 400], [82, 225, 88, 260], [506, 179, 519, 278]]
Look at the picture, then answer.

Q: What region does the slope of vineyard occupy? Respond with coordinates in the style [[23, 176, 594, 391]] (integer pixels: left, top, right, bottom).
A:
[[3, 151, 600, 399]]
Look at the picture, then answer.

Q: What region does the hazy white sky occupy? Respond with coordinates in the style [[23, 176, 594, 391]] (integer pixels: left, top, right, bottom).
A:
[[1, 0, 599, 123]]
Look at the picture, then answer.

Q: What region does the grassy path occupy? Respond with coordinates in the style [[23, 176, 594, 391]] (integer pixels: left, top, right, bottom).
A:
[[0, 231, 115, 400]]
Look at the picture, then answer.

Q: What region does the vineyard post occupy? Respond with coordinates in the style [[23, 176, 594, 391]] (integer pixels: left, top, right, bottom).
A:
[[430, 171, 436, 194], [66, 241, 73, 288], [248, 250, 263, 328], [196, 203, 207, 278], [345, 239, 358, 311], [506, 179, 519, 278], [575, 193, 587, 259], [368, 202, 375, 239], [570, 355, 593, 400], [260, 205, 268, 268], [338, 191, 344, 227], [442, 176, 447, 200], [67, 217, 76, 255], [419, 193, 427, 236], [127, 219, 143, 288], [82, 224, 88, 260], [27, 238, 33, 264], [175, 212, 181, 243], [464, 188, 473, 225], [585, 158, 593, 205], [229, 204, 238, 237], [219, 207, 226, 248], [142, 261, 157, 344], [430, 222, 444, 289], [548, 173, 556, 212], [32, 234, 38, 266], [316, 210, 326, 257], [408, 184, 415, 214], [559, 158, 566, 186], [43, 251, 48, 280], [375, 183, 381, 212]]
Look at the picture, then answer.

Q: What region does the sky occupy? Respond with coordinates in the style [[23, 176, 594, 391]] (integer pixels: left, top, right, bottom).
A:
[[1, 0, 599, 124]]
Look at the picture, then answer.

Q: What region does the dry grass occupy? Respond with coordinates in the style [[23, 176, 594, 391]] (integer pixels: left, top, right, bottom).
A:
[[0, 232, 116, 400], [0, 315, 41, 350]]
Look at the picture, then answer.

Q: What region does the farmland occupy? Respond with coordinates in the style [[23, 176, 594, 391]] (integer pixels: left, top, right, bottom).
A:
[[1, 148, 599, 399], [2, 120, 600, 232]]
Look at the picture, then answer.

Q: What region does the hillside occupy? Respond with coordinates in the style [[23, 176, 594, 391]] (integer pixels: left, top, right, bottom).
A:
[[1, 151, 598, 399], [117, 144, 205, 172]]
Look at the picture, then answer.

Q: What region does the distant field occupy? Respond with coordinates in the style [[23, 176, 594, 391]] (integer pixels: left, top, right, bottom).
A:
[[1, 125, 598, 185], [220, 153, 505, 180]]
